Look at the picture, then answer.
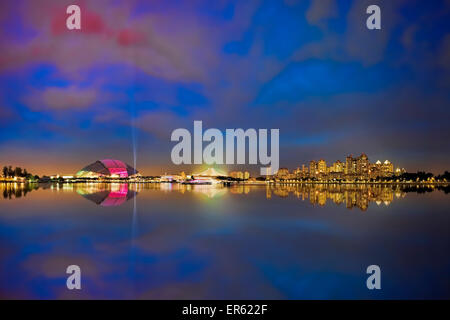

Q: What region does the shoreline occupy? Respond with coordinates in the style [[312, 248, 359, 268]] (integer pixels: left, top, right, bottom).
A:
[[0, 180, 448, 186]]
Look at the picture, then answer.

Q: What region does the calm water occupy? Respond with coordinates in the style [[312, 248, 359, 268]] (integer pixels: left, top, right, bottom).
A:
[[0, 182, 449, 299]]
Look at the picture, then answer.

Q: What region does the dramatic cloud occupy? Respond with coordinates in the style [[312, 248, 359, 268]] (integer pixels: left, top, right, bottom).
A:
[[0, 0, 219, 82], [24, 86, 97, 111], [306, 0, 337, 28]]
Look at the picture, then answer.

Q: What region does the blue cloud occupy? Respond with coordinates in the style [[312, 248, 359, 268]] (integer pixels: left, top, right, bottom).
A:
[[255, 59, 398, 104]]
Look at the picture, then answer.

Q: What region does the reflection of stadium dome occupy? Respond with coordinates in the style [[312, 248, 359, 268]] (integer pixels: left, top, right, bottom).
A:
[[76, 183, 137, 207], [76, 159, 138, 178]]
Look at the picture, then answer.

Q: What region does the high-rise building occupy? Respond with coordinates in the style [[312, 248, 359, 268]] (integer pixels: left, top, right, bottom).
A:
[[318, 159, 327, 174], [352, 158, 358, 175], [301, 164, 308, 178], [372, 160, 383, 179], [309, 161, 318, 178], [230, 171, 247, 179], [382, 160, 394, 177], [345, 155, 353, 175], [273, 154, 398, 181], [333, 160, 343, 173], [357, 153, 369, 177], [276, 168, 290, 180], [369, 163, 380, 179]]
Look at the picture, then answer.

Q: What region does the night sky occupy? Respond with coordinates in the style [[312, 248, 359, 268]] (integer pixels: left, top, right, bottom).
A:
[[0, 0, 449, 176]]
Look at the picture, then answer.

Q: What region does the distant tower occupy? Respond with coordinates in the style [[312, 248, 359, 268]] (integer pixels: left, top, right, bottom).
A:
[[357, 153, 369, 177], [345, 155, 353, 175], [309, 160, 318, 178], [318, 159, 327, 174]]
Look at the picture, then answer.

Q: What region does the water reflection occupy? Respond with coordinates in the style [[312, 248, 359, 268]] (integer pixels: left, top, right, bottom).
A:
[[1, 182, 39, 199], [75, 183, 138, 207], [1, 182, 449, 211], [265, 184, 450, 211], [267, 184, 396, 211], [0, 181, 449, 299]]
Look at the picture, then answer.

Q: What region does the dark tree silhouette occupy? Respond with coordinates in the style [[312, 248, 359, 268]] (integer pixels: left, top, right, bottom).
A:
[[436, 171, 450, 181], [14, 167, 22, 177]]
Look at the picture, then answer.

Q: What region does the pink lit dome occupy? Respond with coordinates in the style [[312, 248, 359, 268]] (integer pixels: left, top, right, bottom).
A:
[[76, 159, 138, 178]]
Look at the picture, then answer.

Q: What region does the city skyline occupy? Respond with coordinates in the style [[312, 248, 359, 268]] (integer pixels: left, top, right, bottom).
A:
[[1, 150, 445, 178], [3, 152, 448, 181]]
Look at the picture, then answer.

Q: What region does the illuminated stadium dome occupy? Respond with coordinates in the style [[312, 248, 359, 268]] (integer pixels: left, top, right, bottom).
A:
[[76, 159, 138, 178]]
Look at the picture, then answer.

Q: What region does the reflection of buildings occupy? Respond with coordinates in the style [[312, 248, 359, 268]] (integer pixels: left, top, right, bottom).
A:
[[309, 161, 317, 178], [276, 168, 290, 180], [76, 183, 137, 206], [134, 182, 227, 198], [189, 185, 227, 198], [230, 184, 251, 195], [1, 182, 448, 212], [1, 182, 38, 199], [265, 184, 399, 211]]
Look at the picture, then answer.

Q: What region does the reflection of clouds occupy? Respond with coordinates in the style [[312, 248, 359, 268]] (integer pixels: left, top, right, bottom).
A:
[[130, 223, 286, 299]]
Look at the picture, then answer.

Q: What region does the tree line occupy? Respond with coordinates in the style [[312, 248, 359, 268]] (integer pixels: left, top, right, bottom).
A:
[[2, 166, 39, 180]]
